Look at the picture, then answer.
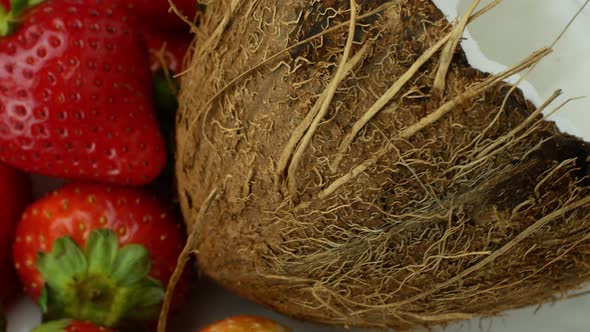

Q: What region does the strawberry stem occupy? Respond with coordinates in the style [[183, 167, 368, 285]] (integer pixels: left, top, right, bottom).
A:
[[10, 0, 29, 15], [0, 0, 44, 36], [36, 230, 165, 328], [0, 7, 14, 36]]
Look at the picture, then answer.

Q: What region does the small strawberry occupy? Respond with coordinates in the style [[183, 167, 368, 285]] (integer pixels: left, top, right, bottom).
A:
[[200, 316, 291, 332], [0, 0, 167, 185], [33, 319, 115, 332], [12, 183, 188, 328], [0, 162, 31, 305]]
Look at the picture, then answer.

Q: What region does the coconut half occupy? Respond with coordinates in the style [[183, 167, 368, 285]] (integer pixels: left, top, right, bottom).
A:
[[163, 0, 590, 330]]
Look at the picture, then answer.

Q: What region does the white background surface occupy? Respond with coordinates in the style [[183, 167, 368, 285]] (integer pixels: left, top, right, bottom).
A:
[[6, 0, 590, 331]]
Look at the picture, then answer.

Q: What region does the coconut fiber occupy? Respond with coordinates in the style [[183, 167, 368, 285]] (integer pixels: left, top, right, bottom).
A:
[[168, 0, 590, 330]]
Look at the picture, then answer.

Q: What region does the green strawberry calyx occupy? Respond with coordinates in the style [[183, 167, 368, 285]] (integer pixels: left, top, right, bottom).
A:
[[31, 319, 71, 332], [36, 229, 165, 328], [0, 0, 44, 36]]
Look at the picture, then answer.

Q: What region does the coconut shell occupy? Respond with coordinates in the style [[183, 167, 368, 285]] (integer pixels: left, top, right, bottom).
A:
[[173, 0, 590, 330]]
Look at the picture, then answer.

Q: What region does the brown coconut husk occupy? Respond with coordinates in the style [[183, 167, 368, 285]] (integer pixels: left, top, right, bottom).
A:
[[162, 0, 590, 330]]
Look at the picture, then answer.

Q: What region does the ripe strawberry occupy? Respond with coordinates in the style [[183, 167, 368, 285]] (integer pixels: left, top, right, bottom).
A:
[[122, 0, 199, 31], [12, 183, 188, 328], [0, 163, 31, 305], [200, 316, 291, 332], [0, 0, 167, 185], [33, 319, 115, 332]]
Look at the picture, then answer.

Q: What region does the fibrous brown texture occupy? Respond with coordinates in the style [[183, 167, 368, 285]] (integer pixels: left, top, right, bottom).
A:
[[172, 0, 590, 330]]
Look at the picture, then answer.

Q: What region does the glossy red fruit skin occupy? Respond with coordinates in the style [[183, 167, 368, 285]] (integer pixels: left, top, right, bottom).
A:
[[143, 29, 192, 74], [64, 320, 116, 332], [12, 182, 187, 302], [0, 1, 167, 185], [0, 163, 31, 305], [0, 0, 10, 11], [122, 0, 198, 31], [66, 321, 114, 332]]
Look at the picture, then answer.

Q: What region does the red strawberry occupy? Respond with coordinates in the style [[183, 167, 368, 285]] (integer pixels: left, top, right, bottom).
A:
[[0, 0, 9, 12], [122, 0, 199, 31], [33, 319, 115, 332], [0, 162, 31, 305], [12, 183, 188, 328], [143, 29, 191, 74], [200, 316, 291, 332], [0, 0, 167, 185]]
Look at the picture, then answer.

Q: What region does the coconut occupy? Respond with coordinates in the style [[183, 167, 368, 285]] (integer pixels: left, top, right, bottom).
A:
[[165, 0, 590, 330]]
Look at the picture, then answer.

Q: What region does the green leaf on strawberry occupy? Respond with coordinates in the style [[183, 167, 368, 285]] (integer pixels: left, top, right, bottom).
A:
[[0, 0, 40, 36], [31, 319, 70, 332], [153, 70, 180, 120], [9, 0, 28, 15], [37, 229, 164, 327], [0, 1, 16, 36]]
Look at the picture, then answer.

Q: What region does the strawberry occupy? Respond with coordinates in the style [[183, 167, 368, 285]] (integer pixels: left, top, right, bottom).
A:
[[0, 0, 167, 185], [122, 0, 199, 31], [12, 183, 188, 328], [3, 0, 200, 31], [33, 319, 115, 332], [200, 316, 291, 332], [0, 0, 9, 12], [0, 163, 31, 304]]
